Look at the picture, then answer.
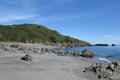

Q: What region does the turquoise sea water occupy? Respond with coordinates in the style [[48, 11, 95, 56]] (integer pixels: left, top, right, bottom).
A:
[[62, 45, 120, 60]]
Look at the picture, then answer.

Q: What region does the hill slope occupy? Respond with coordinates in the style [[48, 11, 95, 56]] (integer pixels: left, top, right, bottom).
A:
[[0, 24, 90, 46]]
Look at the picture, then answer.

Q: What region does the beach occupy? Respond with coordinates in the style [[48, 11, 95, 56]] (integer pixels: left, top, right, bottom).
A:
[[0, 43, 120, 80]]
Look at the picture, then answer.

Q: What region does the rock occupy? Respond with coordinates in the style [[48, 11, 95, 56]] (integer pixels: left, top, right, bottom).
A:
[[57, 50, 65, 56], [81, 49, 95, 58], [40, 48, 46, 54], [55, 50, 81, 57], [94, 44, 109, 46], [106, 63, 116, 72], [71, 51, 81, 57], [45, 48, 50, 52], [51, 49, 56, 53], [111, 61, 118, 68], [83, 62, 120, 80], [20, 54, 32, 61], [10, 44, 20, 48], [112, 44, 116, 46], [0, 45, 11, 51]]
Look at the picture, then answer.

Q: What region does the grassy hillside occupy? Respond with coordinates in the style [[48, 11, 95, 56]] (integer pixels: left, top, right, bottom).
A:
[[0, 24, 90, 46]]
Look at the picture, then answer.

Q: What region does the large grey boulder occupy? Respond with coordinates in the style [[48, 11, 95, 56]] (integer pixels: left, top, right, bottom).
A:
[[81, 49, 95, 58]]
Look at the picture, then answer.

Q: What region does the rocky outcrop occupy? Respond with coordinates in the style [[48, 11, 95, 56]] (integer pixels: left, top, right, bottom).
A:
[[83, 61, 120, 80], [10, 44, 20, 48], [81, 49, 95, 58], [0, 43, 56, 54], [112, 44, 116, 46], [56, 50, 81, 57], [94, 44, 109, 46], [21, 54, 33, 61]]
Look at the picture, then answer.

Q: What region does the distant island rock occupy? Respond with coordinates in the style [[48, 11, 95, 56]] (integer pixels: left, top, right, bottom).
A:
[[0, 24, 91, 47], [94, 44, 109, 46], [94, 44, 116, 46], [112, 44, 116, 46]]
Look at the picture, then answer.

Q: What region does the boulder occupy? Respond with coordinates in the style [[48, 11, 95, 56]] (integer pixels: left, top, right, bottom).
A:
[[20, 54, 32, 61], [111, 61, 118, 68], [10, 44, 20, 48], [57, 50, 65, 56], [83, 61, 120, 80], [81, 49, 95, 58], [71, 51, 81, 57], [106, 63, 116, 72]]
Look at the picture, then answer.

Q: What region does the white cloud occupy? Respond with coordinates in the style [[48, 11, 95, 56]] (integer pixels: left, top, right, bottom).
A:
[[0, 0, 38, 24], [0, 15, 36, 24], [0, 0, 79, 24], [0, 0, 87, 25], [31, 14, 82, 24], [97, 35, 120, 44]]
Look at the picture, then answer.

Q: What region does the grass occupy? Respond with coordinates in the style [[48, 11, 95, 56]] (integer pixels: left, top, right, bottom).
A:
[[0, 23, 90, 46]]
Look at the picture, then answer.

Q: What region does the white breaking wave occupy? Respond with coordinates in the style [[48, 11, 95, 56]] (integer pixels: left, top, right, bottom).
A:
[[98, 58, 111, 63]]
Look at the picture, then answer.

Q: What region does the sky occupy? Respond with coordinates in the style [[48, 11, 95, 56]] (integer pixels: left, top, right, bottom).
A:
[[0, 0, 120, 44]]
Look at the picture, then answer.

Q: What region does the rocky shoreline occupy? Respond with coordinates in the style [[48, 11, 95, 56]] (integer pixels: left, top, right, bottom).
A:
[[0, 43, 120, 80], [0, 43, 95, 58], [83, 61, 120, 80], [0, 43, 57, 54]]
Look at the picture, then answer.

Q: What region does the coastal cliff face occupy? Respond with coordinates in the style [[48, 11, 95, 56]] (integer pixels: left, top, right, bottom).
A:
[[0, 24, 90, 47]]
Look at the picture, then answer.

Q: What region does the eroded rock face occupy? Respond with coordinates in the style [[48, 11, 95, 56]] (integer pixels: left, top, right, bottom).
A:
[[20, 54, 33, 61], [83, 62, 120, 80], [81, 49, 95, 58]]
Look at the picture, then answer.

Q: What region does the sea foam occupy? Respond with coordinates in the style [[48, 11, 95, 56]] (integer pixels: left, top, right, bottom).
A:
[[98, 58, 111, 63]]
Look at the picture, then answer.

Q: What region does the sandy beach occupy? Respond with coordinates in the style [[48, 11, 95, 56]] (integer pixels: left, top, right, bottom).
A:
[[0, 43, 120, 80], [0, 53, 91, 80]]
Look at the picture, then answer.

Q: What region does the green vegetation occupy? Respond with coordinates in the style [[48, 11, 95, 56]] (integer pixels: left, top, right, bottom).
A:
[[0, 24, 90, 46]]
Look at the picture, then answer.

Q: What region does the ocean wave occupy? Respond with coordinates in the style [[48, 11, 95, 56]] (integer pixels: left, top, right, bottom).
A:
[[98, 58, 111, 63]]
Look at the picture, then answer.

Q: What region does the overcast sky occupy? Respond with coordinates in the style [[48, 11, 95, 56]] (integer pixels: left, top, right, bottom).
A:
[[0, 0, 120, 44]]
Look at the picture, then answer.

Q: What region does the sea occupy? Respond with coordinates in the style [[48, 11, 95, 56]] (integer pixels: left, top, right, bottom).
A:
[[62, 45, 120, 62]]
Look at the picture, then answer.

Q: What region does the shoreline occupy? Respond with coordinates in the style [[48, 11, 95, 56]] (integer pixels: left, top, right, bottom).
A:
[[0, 43, 120, 80]]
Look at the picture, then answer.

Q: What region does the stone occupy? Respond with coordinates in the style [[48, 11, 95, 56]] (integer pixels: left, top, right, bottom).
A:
[[21, 54, 32, 61], [71, 51, 81, 57], [106, 63, 115, 72], [81, 49, 95, 58], [83, 62, 120, 80], [10, 44, 20, 48], [111, 61, 118, 68]]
